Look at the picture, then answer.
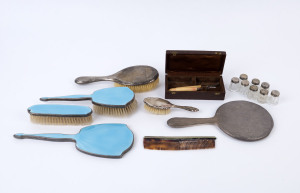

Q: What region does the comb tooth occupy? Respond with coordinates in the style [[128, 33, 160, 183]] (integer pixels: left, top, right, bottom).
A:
[[114, 78, 159, 93], [144, 104, 171, 115], [93, 99, 137, 116]]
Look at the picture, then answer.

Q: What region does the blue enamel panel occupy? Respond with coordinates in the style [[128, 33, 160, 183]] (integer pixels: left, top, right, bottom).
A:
[[75, 124, 133, 157], [92, 87, 134, 106], [28, 104, 92, 116]]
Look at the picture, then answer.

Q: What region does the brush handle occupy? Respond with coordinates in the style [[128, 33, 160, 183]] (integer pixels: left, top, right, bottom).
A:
[[40, 95, 92, 101], [14, 133, 76, 142], [75, 75, 115, 84], [167, 117, 217, 128], [172, 105, 199, 112]]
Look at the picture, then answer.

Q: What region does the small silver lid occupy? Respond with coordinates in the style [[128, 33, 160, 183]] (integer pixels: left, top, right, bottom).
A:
[[251, 78, 260, 85], [240, 74, 248, 80], [231, 77, 239, 84], [271, 90, 280, 97], [260, 88, 269, 95], [241, 80, 249, 87], [261, 82, 270, 89], [249, 85, 258, 91]]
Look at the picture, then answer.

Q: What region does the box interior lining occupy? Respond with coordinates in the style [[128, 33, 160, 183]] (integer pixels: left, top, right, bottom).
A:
[[166, 76, 224, 92]]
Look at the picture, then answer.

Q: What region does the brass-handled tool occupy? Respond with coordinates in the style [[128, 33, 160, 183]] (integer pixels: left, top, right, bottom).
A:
[[169, 83, 219, 91]]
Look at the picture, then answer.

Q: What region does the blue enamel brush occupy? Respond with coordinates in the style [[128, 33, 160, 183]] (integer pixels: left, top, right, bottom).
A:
[[28, 104, 93, 125], [40, 87, 137, 116]]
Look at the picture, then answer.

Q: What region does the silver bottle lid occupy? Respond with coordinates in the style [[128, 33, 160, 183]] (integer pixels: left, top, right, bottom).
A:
[[249, 85, 258, 91], [240, 74, 248, 80], [260, 88, 269, 96], [271, 90, 280, 97], [231, 77, 239, 84], [251, 78, 260, 85], [261, 82, 270, 89], [241, 80, 249, 87]]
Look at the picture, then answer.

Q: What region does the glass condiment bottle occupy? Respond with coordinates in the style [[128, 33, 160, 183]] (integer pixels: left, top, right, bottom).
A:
[[251, 78, 260, 86], [268, 90, 280, 105], [247, 85, 258, 100], [240, 80, 250, 95], [257, 88, 269, 104], [260, 82, 270, 90], [229, 77, 240, 91], [239, 74, 248, 81]]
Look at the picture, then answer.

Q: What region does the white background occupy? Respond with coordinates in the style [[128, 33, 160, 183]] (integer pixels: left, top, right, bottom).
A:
[[1, 0, 299, 192]]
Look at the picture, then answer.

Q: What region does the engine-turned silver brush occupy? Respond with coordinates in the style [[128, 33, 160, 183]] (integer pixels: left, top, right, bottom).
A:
[[75, 65, 159, 92], [143, 97, 199, 115]]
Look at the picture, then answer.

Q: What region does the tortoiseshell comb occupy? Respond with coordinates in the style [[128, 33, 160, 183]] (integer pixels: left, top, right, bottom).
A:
[[143, 136, 216, 150]]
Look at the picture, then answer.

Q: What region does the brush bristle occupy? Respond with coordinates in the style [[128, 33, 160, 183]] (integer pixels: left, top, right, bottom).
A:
[[30, 115, 92, 125], [93, 99, 137, 116], [114, 78, 159, 93], [144, 103, 171, 115]]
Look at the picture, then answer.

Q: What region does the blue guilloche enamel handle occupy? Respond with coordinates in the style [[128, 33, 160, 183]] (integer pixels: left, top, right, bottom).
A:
[[14, 133, 76, 142], [40, 95, 92, 101]]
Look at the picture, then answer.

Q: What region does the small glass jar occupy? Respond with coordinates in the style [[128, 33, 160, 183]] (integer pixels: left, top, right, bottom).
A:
[[229, 77, 240, 91], [268, 90, 280, 105], [239, 74, 248, 81], [257, 88, 269, 104], [247, 85, 258, 100], [251, 78, 260, 86], [240, 80, 250, 95], [260, 82, 270, 90]]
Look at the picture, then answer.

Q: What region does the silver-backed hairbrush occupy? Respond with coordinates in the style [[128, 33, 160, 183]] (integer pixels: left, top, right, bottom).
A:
[[75, 65, 159, 92], [143, 97, 199, 115]]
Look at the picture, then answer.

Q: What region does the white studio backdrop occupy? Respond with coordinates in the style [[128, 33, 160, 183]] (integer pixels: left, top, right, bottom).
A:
[[0, 1, 300, 193]]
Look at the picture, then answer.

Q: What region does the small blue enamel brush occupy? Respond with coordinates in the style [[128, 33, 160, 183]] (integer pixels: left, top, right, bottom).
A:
[[40, 87, 137, 116], [28, 104, 93, 125]]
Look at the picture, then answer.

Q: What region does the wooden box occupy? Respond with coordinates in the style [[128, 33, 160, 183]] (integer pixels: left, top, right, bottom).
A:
[[165, 50, 226, 100]]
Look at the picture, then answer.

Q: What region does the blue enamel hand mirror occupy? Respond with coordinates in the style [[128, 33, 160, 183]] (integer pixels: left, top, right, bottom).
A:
[[14, 124, 134, 158]]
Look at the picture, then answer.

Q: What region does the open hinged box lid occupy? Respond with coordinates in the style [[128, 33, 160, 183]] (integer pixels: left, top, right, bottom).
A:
[[165, 50, 226, 100]]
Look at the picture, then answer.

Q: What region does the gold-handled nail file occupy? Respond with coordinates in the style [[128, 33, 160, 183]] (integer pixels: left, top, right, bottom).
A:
[[169, 83, 219, 91], [169, 86, 201, 91]]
